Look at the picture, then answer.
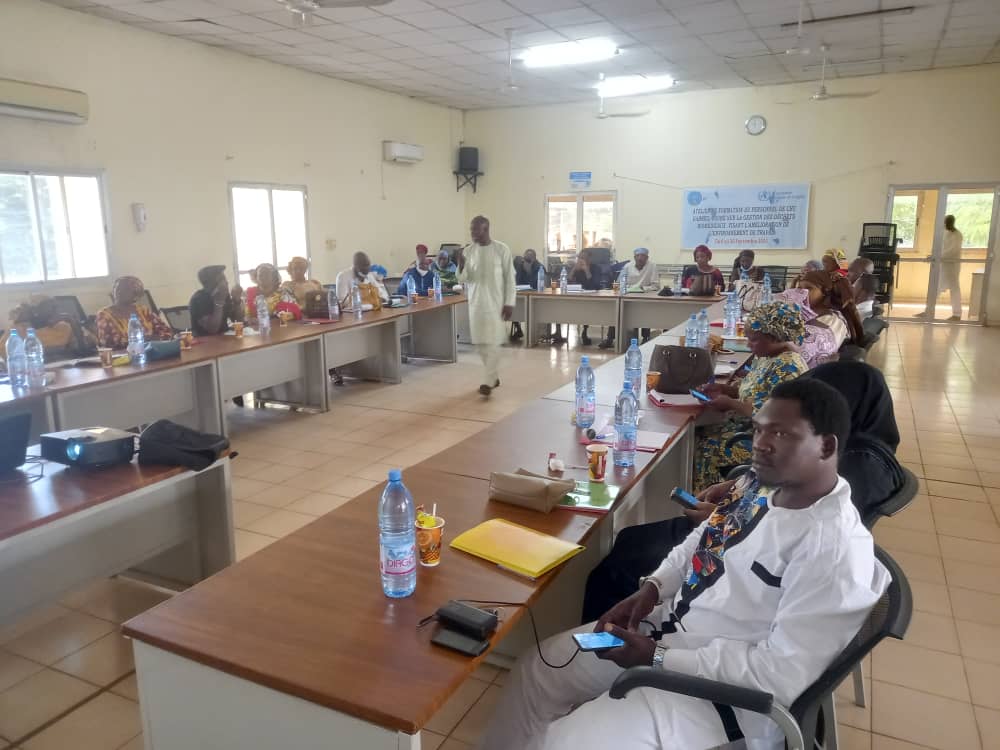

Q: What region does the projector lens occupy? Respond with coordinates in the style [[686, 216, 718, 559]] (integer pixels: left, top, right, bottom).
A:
[[66, 442, 82, 460]]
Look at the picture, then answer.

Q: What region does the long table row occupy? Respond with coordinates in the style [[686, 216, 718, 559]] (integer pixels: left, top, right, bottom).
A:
[[0, 296, 465, 440], [121, 300, 730, 750]]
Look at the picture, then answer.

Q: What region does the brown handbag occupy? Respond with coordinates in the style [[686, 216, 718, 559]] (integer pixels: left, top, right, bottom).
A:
[[357, 282, 382, 311], [648, 344, 715, 394]]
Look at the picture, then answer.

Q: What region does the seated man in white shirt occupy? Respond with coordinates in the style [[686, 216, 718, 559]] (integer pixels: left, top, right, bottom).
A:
[[598, 247, 659, 349], [335, 251, 389, 308], [480, 378, 890, 750]]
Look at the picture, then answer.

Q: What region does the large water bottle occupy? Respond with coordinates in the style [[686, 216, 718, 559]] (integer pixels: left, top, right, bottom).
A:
[[351, 280, 363, 320], [614, 381, 639, 468], [684, 314, 699, 348], [762, 273, 773, 305], [536, 265, 546, 292], [255, 293, 271, 334], [25, 329, 45, 388], [672, 273, 683, 295], [624, 338, 643, 396], [379, 469, 417, 598], [559, 266, 568, 294], [697, 308, 710, 349], [617, 266, 628, 296], [5, 329, 27, 388], [127, 313, 147, 366], [723, 294, 738, 336], [406, 275, 417, 302], [574, 356, 596, 428], [327, 288, 341, 321], [433, 272, 442, 302]]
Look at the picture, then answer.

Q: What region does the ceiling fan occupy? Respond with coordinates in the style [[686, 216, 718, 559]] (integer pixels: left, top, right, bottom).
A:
[[499, 28, 519, 94], [277, 0, 391, 23], [594, 74, 650, 119], [777, 48, 879, 103], [727, 0, 811, 61]]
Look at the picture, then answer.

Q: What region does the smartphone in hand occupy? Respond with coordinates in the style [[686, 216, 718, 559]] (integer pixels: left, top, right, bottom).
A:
[[572, 632, 625, 652], [670, 487, 700, 509], [689, 389, 712, 403]]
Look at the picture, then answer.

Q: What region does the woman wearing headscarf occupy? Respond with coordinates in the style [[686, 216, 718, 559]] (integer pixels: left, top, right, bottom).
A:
[[822, 248, 849, 277], [693, 301, 809, 489], [682, 244, 725, 295], [281, 256, 323, 307], [96, 276, 173, 349], [791, 270, 865, 358], [245, 263, 302, 323]]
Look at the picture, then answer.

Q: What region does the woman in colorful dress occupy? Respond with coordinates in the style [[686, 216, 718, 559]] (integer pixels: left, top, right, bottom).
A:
[[281, 256, 323, 307], [794, 269, 865, 350], [682, 244, 726, 295], [96, 276, 173, 349], [693, 300, 809, 489], [246, 262, 302, 323]]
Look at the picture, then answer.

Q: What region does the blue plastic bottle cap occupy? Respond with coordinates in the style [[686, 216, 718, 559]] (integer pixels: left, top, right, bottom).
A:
[[581, 355, 589, 364], [388, 469, 402, 482], [623, 381, 632, 390], [630, 338, 638, 346], [690, 314, 696, 319], [26, 328, 35, 335]]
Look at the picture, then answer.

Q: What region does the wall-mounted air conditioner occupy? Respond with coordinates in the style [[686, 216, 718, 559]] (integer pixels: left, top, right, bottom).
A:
[[0, 78, 89, 125], [383, 141, 424, 164]]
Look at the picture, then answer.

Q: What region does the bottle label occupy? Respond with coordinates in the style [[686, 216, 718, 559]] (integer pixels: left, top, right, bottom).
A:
[[380, 542, 415, 576]]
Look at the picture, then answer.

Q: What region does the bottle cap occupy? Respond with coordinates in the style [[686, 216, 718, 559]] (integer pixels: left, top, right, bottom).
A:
[[388, 469, 402, 482], [580, 355, 589, 365], [630, 338, 638, 346], [26, 328, 35, 334]]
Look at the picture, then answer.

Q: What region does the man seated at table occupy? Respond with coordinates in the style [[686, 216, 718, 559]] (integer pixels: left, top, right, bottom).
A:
[[511, 248, 545, 340], [336, 251, 390, 308], [405, 243, 429, 271], [598, 247, 657, 349], [481, 378, 889, 750], [847, 257, 878, 319], [190, 265, 244, 337], [435, 248, 459, 288], [398, 247, 437, 297]]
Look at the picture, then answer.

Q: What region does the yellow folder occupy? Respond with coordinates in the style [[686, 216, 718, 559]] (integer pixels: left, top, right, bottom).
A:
[[449, 519, 584, 579]]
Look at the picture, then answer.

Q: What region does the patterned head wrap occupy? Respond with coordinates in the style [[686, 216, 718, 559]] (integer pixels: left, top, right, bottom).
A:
[[745, 300, 805, 345], [823, 248, 847, 267], [255, 263, 281, 293], [694, 244, 712, 260], [112, 276, 144, 305]]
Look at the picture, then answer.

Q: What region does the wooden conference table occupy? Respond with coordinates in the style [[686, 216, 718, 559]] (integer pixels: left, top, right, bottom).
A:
[[123, 301, 729, 750], [0, 455, 233, 629], [0, 295, 465, 438]]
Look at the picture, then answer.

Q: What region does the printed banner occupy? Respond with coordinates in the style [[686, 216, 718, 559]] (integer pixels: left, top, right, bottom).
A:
[[681, 183, 811, 250]]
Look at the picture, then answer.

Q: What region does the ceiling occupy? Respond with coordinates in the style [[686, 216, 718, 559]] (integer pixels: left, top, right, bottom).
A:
[[43, 0, 1000, 109]]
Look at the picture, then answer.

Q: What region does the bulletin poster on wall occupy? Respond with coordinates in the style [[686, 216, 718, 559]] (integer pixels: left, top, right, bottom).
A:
[[681, 183, 811, 250]]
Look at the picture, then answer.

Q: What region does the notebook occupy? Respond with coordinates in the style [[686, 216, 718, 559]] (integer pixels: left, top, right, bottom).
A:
[[449, 519, 584, 579], [557, 481, 620, 514]]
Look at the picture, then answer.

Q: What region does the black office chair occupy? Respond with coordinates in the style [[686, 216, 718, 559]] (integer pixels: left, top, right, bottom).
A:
[[609, 545, 911, 750], [161, 306, 192, 334], [53, 295, 89, 325]]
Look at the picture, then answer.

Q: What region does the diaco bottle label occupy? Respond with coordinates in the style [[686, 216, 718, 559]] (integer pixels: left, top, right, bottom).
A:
[[380, 543, 416, 575]]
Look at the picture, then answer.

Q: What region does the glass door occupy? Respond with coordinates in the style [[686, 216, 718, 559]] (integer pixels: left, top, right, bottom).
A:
[[888, 185, 999, 323]]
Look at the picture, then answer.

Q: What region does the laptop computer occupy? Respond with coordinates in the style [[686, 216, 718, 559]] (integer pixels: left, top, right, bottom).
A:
[[0, 413, 31, 474]]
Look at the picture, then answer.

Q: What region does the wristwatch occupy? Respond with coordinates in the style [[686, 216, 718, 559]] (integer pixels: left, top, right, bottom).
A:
[[638, 576, 664, 604], [652, 645, 667, 669]]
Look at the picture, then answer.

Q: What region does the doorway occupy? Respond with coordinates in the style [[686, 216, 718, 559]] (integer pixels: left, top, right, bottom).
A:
[[887, 185, 1000, 324]]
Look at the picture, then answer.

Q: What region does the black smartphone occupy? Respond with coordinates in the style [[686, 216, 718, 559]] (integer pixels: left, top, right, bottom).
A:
[[670, 487, 700, 509], [689, 388, 712, 403], [572, 632, 625, 652]]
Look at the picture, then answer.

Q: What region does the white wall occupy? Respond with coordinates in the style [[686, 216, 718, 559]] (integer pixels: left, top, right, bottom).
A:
[[0, 0, 465, 314], [464, 64, 1000, 319]]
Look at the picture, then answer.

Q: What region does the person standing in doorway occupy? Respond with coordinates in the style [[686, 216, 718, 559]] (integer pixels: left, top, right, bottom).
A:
[[457, 216, 515, 397], [916, 214, 963, 321]]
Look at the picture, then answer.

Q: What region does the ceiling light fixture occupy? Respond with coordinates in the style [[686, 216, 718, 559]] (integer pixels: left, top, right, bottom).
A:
[[597, 74, 674, 99], [521, 38, 619, 68]]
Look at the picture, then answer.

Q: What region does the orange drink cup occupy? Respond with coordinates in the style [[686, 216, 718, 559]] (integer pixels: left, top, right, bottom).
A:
[[586, 444, 609, 482], [550, 280, 558, 292], [415, 516, 445, 566], [98, 347, 113, 368], [180, 331, 193, 350], [646, 371, 660, 392], [277, 311, 290, 327], [233, 321, 244, 338]]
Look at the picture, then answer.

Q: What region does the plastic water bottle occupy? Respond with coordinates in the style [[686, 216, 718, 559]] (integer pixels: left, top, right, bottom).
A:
[[127, 313, 147, 366], [673, 273, 683, 295], [684, 314, 699, 348], [762, 273, 773, 305], [624, 338, 643, 396], [25, 329, 45, 388], [351, 280, 363, 320], [574, 356, 596, 428], [378, 469, 416, 599], [618, 267, 628, 296], [614, 381, 639, 468], [406, 275, 417, 302], [697, 308, 710, 349], [536, 265, 546, 292], [433, 273, 442, 302], [559, 266, 568, 294], [723, 294, 738, 337], [255, 293, 271, 334], [327, 288, 341, 321], [5, 329, 27, 388]]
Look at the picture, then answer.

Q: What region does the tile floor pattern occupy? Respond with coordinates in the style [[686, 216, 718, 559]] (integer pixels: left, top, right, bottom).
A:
[[4, 324, 1000, 748]]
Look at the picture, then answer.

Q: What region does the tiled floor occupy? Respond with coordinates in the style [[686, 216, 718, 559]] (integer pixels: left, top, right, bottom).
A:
[[3, 323, 1000, 748]]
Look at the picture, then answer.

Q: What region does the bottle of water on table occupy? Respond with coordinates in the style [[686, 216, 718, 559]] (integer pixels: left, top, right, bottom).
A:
[[614, 381, 639, 468], [559, 266, 568, 294], [697, 308, 710, 349], [723, 294, 738, 337], [406, 275, 417, 303], [379, 469, 416, 598], [351, 280, 364, 320], [536, 265, 546, 292], [433, 273, 442, 302], [255, 293, 271, 334], [618, 267, 628, 296], [327, 288, 341, 321], [762, 273, 773, 305], [684, 314, 699, 348], [127, 313, 147, 366], [624, 338, 643, 396], [5, 329, 27, 388], [672, 273, 682, 295], [575, 355, 596, 428], [25, 328, 45, 388]]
